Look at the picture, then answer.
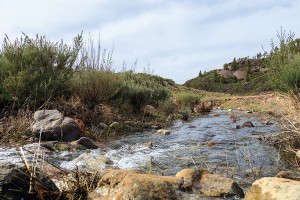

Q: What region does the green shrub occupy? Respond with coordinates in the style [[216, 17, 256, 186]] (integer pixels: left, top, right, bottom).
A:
[[179, 107, 191, 120], [71, 70, 122, 108], [114, 71, 171, 112], [175, 92, 201, 109], [0, 34, 82, 107], [271, 54, 300, 92], [158, 99, 177, 116]]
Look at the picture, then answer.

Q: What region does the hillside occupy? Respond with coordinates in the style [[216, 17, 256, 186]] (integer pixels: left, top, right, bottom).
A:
[[184, 58, 272, 95]]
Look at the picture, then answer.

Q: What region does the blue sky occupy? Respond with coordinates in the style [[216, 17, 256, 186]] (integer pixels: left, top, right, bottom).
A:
[[0, 0, 299, 83]]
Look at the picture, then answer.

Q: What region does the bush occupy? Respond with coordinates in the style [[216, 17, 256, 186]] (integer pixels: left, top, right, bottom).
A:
[[271, 54, 300, 93], [71, 70, 122, 108], [0, 34, 82, 108], [158, 99, 177, 116], [175, 92, 201, 109], [114, 72, 171, 112], [263, 28, 300, 93]]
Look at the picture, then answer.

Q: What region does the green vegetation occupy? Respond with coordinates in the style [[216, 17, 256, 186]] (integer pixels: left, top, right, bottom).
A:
[[114, 71, 171, 112], [0, 33, 209, 142], [175, 92, 202, 109], [0, 34, 173, 115], [185, 70, 271, 95], [71, 70, 122, 108], [266, 29, 300, 93], [0, 34, 82, 108]]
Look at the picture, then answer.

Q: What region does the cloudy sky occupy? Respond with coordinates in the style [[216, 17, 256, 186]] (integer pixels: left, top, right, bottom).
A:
[[0, 0, 299, 83]]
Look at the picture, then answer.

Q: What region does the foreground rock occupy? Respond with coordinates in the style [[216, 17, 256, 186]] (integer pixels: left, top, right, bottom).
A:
[[0, 161, 62, 199], [244, 177, 300, 200], [89, 169, 244, 199], [31, 109, 81, 142]]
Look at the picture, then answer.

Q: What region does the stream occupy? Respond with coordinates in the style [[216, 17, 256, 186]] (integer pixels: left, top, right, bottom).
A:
[[0, 110, 285, 192]]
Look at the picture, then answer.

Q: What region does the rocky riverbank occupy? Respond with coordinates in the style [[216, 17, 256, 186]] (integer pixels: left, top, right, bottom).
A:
[[2, 92, 300, 199]]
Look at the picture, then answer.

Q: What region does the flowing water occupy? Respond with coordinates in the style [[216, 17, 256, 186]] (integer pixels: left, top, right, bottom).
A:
[[60, 110, 283, 187], [0, 110, 285, 194]]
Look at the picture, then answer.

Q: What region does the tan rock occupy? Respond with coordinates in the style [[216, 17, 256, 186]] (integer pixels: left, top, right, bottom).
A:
[[89, 169, 244, 199], [200, 173, 244, 198], [175, 168, 211, 191], [90, 170, 181, 200], [156, 129, 171, 135], [244, 177, 300, 200]]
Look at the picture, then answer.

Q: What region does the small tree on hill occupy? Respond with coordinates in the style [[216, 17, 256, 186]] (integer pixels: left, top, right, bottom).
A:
[[232, 58, 238, 71]]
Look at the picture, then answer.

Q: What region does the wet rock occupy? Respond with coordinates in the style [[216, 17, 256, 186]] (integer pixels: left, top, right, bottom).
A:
[[156, 129, 170, 135], [0, 161, 62, 199], [200, 173, 244, 198], [244, 177, 300, 200], [264, 120, 274, 125], [206, 140, 221, 147], [60, 152, 112, 171], [146, 141, 153, 148], [74, 137, 99, 149], [32, 110, 81, 142], [242, 121, 255, 128], [237, 121, 255, 129]]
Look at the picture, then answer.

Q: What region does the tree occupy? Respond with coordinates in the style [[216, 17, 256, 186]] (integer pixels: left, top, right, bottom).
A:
[[223, 63, 229, 70], [232, 58, 238, 71]]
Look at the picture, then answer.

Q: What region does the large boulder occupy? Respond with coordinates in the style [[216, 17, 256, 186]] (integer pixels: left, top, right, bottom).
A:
[[31, 110, 81, 142], [244, 177, 300, 200], [89, 169, 244, 200], [0, 161, 62, 199], [89, 170, 180, 200]]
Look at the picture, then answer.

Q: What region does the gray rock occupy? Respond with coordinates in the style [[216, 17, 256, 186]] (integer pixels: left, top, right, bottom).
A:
[[31, 110, 81, 142], [0, 161, 61, 199], [76, 137, 99, 149], [99, 123, 108, 129], [242, 121, 255, 128]]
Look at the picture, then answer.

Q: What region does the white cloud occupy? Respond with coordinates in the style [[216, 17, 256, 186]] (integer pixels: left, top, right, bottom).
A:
[[0, 0, 300, 83]]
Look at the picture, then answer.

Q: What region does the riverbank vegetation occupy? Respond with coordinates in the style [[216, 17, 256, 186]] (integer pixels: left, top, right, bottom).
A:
[[0, 33, 211, 144]]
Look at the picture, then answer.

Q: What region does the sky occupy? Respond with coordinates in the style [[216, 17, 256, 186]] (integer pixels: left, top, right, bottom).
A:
[[0, 0, 300, 84]]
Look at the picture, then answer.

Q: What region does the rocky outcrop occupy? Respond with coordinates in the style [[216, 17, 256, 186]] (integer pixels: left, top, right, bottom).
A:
[[233, 70, 247, 80], [89, 169, 244, 199], [31, 110, 81, 142], [244, 177, 300, 200]]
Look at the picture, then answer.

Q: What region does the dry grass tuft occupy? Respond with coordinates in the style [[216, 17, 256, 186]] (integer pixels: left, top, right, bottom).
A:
[[0, 109, 33, 145]]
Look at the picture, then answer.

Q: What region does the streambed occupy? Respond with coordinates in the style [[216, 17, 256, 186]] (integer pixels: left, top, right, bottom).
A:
[[0, 110, 284, 190]]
